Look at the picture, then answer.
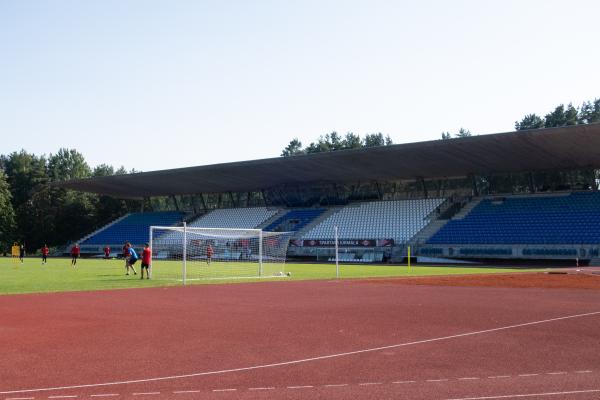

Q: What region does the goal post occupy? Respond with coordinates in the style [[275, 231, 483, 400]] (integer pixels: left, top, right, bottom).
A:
[[148, 226, 292, 283]]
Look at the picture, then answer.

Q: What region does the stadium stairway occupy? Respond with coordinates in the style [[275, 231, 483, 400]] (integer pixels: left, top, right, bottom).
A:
[[263, 208, 327, 233], [409, 196, 474, 245], [451, 197, 483, 219], [257, 209, 288, 230], [410, 220, 449, 245], [293, 207, 341, 238]]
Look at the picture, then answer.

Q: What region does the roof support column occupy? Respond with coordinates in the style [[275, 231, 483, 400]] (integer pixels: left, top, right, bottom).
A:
[[420, 178, 428, 198], [198, 193, 207, 213], [260, 189, 268, 207], [441, 179, 448, 197], [191, 195, 198, 215], [375, 181, 382, 200], [332, 183, 340, 204], [277, 188, 288, 207], [528, 172, 536, 193], [471, 175, 479, 197], [141, 197, 150, 213], [171, 195, 180, 211]]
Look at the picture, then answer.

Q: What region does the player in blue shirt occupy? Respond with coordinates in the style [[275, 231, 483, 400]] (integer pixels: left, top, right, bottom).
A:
[[125, 243, 138, 276]]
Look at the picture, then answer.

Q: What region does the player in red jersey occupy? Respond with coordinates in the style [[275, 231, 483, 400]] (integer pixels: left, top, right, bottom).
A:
[[140, 243, 151, 279], [206, 244, 213, 265], [103, 245, 111, 260], [71, 243, 80, 267], [41, 244, 49, 264], [123, 242, 130, 272]]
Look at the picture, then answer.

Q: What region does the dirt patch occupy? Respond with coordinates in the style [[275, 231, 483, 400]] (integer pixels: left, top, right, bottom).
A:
[[359, 272, 600, 290]]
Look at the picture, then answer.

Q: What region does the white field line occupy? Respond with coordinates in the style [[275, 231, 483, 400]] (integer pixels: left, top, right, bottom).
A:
[[2, 310, 599, 395], [172, 390, 201, 394], [443, 388, 600, 400]]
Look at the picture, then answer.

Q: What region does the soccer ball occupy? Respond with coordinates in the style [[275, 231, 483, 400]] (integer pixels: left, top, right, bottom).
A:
[[286, 272, 291, 277]]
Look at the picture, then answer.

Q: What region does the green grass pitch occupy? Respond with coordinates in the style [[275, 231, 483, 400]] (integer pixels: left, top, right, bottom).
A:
[[0, 256, 532, 295]]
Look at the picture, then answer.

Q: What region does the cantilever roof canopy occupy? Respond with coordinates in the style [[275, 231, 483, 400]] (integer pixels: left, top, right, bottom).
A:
[[57, 123, 600, 199]]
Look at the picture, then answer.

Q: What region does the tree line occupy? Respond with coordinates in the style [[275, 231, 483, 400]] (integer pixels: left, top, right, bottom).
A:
[[0, 149, 141, 254], [515, 98, 600, 130], [281, 132, 393, 156]]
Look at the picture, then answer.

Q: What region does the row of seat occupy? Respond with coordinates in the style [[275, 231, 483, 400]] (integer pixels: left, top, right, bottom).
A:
[[82, 212, 184, 245], [304, 199, 445, 242], [188, 207, 279, 229], [429, 192, 600, 245]]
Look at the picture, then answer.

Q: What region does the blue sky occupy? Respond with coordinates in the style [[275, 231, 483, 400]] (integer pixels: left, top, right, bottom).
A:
[[1, 0, 599, 172]]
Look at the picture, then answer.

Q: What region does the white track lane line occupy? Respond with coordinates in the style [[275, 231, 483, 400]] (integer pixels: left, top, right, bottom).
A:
[[89, 395, 119, 398], [6, 397, 35, 400], [172, 390, 201, 394], [2, 310, 599, 395], [444, 388, 600, 400]]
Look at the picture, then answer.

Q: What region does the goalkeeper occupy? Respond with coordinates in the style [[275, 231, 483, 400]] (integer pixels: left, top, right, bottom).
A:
[[125, 243, 138, 276]]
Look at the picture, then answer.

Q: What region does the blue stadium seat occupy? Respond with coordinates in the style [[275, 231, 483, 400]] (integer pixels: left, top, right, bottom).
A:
[[427, 192, 600, 245], [264, 209, 326, 232], [81, 212, 184, 246]]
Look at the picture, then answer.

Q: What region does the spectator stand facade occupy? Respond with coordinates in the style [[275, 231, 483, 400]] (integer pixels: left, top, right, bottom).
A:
[[58, 124, 600, 263]]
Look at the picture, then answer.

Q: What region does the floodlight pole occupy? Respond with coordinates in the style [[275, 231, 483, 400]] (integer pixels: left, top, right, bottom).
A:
[[183, 222, 187, 286], [335, 226, 339, 279]]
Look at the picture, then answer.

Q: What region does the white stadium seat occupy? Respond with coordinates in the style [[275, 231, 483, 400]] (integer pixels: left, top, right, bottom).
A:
[[303, 199, 444, 243]]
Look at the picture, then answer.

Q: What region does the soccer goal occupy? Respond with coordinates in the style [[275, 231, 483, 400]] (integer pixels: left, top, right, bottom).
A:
[[149, 223, 292, 283]]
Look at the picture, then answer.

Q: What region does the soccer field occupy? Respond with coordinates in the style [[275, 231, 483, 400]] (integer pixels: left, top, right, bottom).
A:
[[0, 256, 534, 295]]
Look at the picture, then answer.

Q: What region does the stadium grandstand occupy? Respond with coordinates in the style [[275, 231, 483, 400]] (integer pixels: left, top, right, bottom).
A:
[[58, 123, 600, 265]]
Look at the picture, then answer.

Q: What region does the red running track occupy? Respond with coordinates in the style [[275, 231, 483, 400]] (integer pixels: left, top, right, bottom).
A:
[[1, 280, 600, 399]]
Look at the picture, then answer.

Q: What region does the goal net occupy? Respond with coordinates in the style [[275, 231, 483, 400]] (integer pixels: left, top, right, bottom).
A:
[[149, 225, 292, 283]]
